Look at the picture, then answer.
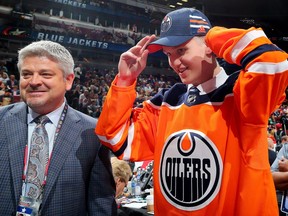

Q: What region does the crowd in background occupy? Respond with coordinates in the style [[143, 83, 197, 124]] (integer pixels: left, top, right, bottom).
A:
[[65, 64, 179, 118], [1, 59, 287, 145], [33, 19, 132, 45], [0, 60, 179, 116]]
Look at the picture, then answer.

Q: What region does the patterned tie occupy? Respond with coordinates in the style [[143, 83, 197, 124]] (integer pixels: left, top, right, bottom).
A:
[[187, 86, 200, 103], [25, 115, 50, 200]]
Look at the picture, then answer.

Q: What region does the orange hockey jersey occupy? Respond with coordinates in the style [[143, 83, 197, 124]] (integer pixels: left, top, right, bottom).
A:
[[96, 27, 288, 215]]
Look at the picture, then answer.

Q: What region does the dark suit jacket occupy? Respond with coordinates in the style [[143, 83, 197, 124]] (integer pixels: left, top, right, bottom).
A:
[[0, 102, 117, 215], [269, 148, 277, 166]]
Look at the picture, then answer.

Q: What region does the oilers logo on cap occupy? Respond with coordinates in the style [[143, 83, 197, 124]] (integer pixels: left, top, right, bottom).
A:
[[159, 129, 223, 210], [161, 16, 172, 32]]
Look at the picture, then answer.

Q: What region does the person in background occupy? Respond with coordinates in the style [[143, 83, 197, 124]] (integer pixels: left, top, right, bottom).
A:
[[96, 7, 288, 215], [0, 68, 9, 83], [111, 156, 132, 216], [0, 40, 117, 215], [12, 84, 21, 103], [1, 70, 9, 84], [6, 74, 19, 89], [276, 123, 286, 152], [268, 137, 277, 166], [74, 63, 82, 83], [271, 135, 288, 216], [79, 89, 91, 114], [111, 156, 133, 199], [12, 84, 20, 96], [0, 80, 7, 96], [0, 60, 8, 73], [0, 88, 13, 106]]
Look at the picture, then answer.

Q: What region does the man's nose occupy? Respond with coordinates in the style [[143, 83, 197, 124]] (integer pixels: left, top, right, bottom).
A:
[[29, 75, 42, 86]]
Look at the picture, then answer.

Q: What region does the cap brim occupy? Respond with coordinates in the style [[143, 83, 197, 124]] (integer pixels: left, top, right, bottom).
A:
[[147, 35, 193, 53]]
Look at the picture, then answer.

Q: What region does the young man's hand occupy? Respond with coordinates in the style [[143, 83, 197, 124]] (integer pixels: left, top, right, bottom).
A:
[[117, 35, 156, 86]]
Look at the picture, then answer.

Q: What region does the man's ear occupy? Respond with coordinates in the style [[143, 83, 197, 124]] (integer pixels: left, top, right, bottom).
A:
[[115, 177, 121, 185], [65, 73, 75, 91]]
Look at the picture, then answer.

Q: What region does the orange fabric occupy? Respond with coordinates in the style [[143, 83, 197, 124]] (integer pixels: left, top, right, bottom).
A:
[[96, 27, 288, 215]]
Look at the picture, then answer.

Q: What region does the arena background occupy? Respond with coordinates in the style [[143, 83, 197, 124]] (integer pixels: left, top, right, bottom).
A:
[[0, 0, 287, 78]]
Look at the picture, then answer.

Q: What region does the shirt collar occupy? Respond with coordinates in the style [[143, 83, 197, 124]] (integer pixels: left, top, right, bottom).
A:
[[27, 102, 66, 127], [187, 67, 228, 94]]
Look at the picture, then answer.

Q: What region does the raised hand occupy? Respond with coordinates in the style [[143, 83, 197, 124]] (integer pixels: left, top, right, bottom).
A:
[[117, 35, 156, 86]]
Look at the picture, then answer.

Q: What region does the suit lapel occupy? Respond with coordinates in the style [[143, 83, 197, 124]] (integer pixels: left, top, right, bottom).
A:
[[5, 103, 28, 205], [41, 107, 82, 208]]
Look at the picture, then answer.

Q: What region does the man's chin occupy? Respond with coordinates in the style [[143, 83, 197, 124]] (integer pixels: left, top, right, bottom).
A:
[[26, 99, 46, 109]]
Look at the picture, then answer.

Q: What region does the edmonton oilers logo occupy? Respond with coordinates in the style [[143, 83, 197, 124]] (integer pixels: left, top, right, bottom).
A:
[[159, 129, 223, 211], [161, 15, 172, 32]]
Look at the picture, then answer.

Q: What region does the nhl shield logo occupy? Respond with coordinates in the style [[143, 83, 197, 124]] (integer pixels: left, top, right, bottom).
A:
[[159, 129, 223, 211]]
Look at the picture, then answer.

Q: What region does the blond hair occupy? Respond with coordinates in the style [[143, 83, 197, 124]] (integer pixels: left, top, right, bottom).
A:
[[111, 157, 132, 183]]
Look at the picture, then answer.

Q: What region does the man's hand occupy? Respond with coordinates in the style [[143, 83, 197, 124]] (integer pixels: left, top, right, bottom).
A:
[[117, 35, 156, 86]]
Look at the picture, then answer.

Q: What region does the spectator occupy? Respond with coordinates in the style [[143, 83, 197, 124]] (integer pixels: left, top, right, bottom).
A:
[[6, 74, 19, 89], [0, 89, 13, 106], [268, 137, 277, 165], [79, 89, 91, 114], [0, 68, 9, 83], [275, 123, 286, 152], [111, 156, 132, 199], [0, 60, 8, 73], [87, 100, 101, 118], [74, 64, 82, 82], [0, 81, 8, 96], [271, 135, 288, 216]]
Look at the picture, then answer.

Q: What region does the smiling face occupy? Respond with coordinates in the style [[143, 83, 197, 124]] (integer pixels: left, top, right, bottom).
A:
[[163, 37, 215, 86], [20, 56, 74, 114]]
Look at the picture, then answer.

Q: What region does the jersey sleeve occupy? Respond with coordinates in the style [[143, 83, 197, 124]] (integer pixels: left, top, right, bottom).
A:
[[95, 75, 159, 161], [206, 26, 288, 125]]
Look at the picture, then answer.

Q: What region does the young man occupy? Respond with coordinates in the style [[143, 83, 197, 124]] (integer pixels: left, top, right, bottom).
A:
[[0, 40, 117, 215], [96, 8, 288, 215]]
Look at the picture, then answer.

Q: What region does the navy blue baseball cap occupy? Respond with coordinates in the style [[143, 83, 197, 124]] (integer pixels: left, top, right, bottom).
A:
[[147, 8, 212, 53]]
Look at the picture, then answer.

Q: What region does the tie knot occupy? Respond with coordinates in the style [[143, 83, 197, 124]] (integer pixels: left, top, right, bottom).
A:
[[189, 86, 200, 94], [34, 115, 50, 125]]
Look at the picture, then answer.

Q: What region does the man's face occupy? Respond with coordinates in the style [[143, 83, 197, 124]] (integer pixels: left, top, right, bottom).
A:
[[163, 37, 212, 85], [20, 56, 74, 114]]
